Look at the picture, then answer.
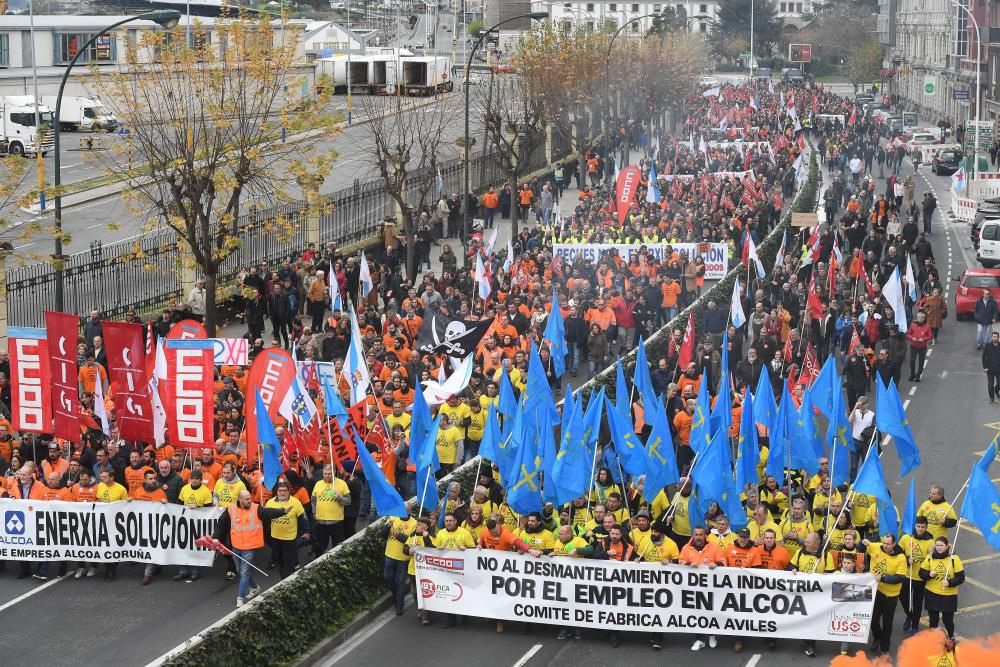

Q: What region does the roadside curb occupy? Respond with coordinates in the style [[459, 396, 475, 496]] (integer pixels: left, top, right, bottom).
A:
[[294, 593, 394, 667]]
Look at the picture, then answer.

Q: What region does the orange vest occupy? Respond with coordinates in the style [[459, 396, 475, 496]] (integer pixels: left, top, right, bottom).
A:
[[229, 502, 265, 550]]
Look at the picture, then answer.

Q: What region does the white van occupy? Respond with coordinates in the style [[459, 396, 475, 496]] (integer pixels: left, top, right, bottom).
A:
[[978, 219, 1000, 267]]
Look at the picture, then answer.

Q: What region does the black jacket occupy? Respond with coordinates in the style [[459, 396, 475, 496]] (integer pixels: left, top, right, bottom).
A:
[[984, 342, 1000, 372]]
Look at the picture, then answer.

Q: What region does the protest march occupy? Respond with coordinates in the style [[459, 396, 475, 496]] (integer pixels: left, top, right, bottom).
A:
[[2, 74, 998, 666]]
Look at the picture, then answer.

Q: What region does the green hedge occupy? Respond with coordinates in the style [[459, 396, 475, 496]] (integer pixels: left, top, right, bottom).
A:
[[164, 464, 481, 667], [166, 143, 820, 667]]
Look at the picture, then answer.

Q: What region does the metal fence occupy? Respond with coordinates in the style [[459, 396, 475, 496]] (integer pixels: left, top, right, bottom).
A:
[[5, 143, 573, 328]]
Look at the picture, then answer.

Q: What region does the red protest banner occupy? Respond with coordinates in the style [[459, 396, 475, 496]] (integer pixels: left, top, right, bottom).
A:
[[8, 327, 52, 433], [244, 347, 296, 465], [164, 320, 213, 448], [45, 311, 82, 443], [103, 321, 153, 443]]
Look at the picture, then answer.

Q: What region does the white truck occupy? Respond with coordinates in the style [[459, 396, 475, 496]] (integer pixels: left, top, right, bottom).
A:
[[1, 96, 55, 157], [40, 95, 119, 132], [399, 56, 453, 95]]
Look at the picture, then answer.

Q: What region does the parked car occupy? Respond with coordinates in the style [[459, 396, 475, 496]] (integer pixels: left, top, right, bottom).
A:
[[905, 132, 939, 153], [972, 199, 1000, 249], [698, 75, 720, 88], [931, 149, 961, 175], [979, 219, 1000, 267], [954, 268, 1000, 318], [754, 68, 772, 80]]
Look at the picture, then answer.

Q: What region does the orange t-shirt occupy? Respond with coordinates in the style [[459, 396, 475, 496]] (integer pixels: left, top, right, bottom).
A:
[[71, 483, 98, 502], [661, 281, 682, 308], [38, 486, 73, 502], [131, 486, 168, 502], [479, 526, 524, 551], [725, 543, 763, 568], [483, 192, 499, 208], [756, 544, 792, 570], [78, 364, 108, 394], [124, 465, 155, 496], [519, 189, 533, 206], [673, 411, 693, 446], [679, 541, 726, 566]]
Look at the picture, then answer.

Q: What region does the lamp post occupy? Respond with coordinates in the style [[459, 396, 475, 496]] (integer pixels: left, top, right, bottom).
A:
[[604, 13, 659, 166], [52, 10, 181, 311], [461, 11, 547, 244], [946, 0, 981, 179]]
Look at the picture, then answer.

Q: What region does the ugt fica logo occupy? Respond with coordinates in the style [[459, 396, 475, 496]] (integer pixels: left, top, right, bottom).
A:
[[4, 510, 26, 535]]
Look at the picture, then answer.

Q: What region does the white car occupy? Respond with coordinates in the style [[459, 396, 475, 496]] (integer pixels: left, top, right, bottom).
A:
[[906, 132, 940, 153], [698, 75, 720, 88]]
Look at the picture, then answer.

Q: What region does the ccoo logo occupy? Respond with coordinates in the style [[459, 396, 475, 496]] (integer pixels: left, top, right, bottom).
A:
[[4, 510, 26, 535]]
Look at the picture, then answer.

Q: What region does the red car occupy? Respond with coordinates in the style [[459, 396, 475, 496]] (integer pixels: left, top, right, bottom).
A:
[[955, 268, 1000, 319]]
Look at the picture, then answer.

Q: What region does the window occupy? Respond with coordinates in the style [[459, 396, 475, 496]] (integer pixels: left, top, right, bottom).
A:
[[631, 22, 639, 31], [632, 3, 639, 11], [780, 2, 787, 11], [700, 4, 708, 13], [586, 3, 595, 11], [981, 223, 1000, 241], [55, 33, 117, 64], [796, 2, 803, 12], [0, 34, 8, 68], [964, 275, 1000, 288], [699, 21, 707, 32], [654, 4, 661, 11], [609, 3, 617, 11], [955, 0, 969, 57]]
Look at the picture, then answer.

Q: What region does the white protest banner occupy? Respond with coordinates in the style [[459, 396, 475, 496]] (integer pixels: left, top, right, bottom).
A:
[[0, 499, 222, 566], [414, 549, 876, 642], [661, 170, 748, 182], [166, 338, 248, 366], [553, 243, 729, 279]]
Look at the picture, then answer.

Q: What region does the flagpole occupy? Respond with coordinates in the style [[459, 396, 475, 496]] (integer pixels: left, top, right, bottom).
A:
[[663, 451, 701, 521], [416, 466, 434, 520], [614, 456, 632, 525], [584, 419, 602, 517]]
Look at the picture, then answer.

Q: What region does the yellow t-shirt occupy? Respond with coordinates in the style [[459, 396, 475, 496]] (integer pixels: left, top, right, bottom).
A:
[[710, 531, 737, 550], [629, 528, 651, 549], [312, 478, 350, 522], [899, 533, 936, 580], [466, 409, 487, 441], [439, 403, 471, 439], [552, 536, 589, 557], [748, 519, 780, 544], [917, 500, 958, 540], [265, 497, 305, 541], [179, 483, 213, 508], [866, 543, 908, 597], [670, 495, 692, 537], [406, 533, 428, 575], [651, 489, 670, 520], [639, 537, 679, 563], [778, 515, 811, 556], [432, 526, 476, 549], [920, 554, 963, 597], [436, 425, 461, 465], [517, 528, 555, 552], [850, 492, 875, 528], [791, 549, 833, 573], [385, 516, 418, 560], [387, 412, 412, 436], [810, 489, 842, 533], [498, 503, 519, 530], [461, 521, 485, 544], [214, 478, 247, 508], [96, 482, 128, 503]]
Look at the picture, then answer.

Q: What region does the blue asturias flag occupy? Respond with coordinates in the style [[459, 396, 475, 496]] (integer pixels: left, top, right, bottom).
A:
[[507, 407, 544, 515], [415, 415, 441, 512], [526, 342, 560, 426], [410, 381, 433, 453], [689, 378, 712, 454], [959, 448, 1000, 551], [615, 361, 631, 418], [691, 427, 730, 505], [642, 395, 680, 504], [876, 379, 922, 476], [498, 365, 518, 417], [853, 444, 898, 537], [901, 477, 918, 537], [540, 416, 559, 505], [722, 475, 748, 530], [497, 399, 524, 488], [605, 395, 650, 477], [552, 391, 590, 505], [580, 387, 605, 460], [633, 337, 658, 409], [321, 375, 348, 418], [478, 403, 502, 464], [809, 355, 839, 419], [710, 332, 732, 438], [765, 384, 793, 481], [753, 365, 778, 433], [542, 289, 568, 378], [354, 434, 408, 518], [736, 388, 759, 491], [827, 387, 852, 488], [255, 389, 283, 491], [789, 390, 821, 475]]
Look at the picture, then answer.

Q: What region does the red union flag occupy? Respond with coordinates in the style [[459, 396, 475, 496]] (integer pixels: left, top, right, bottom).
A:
[[801, 343, 821, 386], [103, 321, 153, 443], [46, 311, 82, 443], [677, 311, 696, 370], [8, 326, 53, 433], [615, 166, 641, 226], [164, 319, 213, 448], [244, 347, 297, 465]]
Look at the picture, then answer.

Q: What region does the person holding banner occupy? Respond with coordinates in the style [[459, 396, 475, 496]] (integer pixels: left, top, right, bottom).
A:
[[311, 464, 351, 557], [213, 489, 292, 607], [919, 537, 965, 640], [865, 533, 908, 656], [679, 526, 726, 651], [899, 516, 935, 633], [382, 502, 418, 616]]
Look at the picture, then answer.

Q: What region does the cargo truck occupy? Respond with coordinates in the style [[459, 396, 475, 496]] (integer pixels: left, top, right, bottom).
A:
[[1, 96, 55, 157], [40, 95, 119, 132], [400, 56, 453, 95]]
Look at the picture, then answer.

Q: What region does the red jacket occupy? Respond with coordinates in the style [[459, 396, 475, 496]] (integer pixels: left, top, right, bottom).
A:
[[906, 321, 933, 349]]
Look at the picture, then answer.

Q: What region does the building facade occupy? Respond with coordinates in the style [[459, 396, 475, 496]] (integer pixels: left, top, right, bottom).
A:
[[883, 0, 985, 126], [533, 1, 721, 34]]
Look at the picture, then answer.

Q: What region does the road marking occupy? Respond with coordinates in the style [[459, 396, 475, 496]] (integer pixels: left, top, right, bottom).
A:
[[512, 644, 544, 667], [312, 601, 410, 667], [926, 348, 933, 357], [962, 552, 1000, 565], [903, 399, 910, 409], [744, 654, 763, 667], [964, 576, 1000, 598], [909, 386, 917, 396], [941, 370, 948, 378], [0, 576, 64, 614]]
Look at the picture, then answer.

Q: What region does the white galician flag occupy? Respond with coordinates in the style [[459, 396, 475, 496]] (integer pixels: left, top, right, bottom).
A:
[[729, 279, 746, 328], [92, 371, 111, 436], [151, 339, 168, 446], [882, 268, 910, 330]]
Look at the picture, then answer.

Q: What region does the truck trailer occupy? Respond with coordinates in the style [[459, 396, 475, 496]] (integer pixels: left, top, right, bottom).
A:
[[40, 95, 119, 132], [1, 96, 55, 157]]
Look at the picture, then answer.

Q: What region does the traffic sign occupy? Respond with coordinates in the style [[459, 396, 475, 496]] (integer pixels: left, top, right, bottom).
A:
[[954, 90, 970, 100], [788, 44, 812, 63], [924, 75, 937, 96]]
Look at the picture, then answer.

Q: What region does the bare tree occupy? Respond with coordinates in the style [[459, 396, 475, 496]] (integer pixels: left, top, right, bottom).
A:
[[91, 17, 338, 335], [360, 95, 458, 282]]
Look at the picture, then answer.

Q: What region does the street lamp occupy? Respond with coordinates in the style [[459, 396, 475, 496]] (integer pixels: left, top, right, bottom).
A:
[[461, 11, 547, 243], [51, 10, 181, 311], [945, 0, 982, 179], [604, 13, 659, 164]]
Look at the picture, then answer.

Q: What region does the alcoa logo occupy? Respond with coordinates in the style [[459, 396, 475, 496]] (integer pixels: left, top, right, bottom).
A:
[[4, 510, 26, 535]]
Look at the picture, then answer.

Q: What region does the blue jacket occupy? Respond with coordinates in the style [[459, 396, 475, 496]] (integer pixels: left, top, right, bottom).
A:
[[974, 296, 998, 326]]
